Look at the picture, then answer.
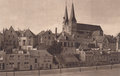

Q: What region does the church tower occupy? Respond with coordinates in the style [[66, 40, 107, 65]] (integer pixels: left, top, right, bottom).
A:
[[69, 3, 77, 24], [63, 5, 69, 25], [63, 2, 77, 35], [69, 2, 77, 35], [63, 4, 69, 33]]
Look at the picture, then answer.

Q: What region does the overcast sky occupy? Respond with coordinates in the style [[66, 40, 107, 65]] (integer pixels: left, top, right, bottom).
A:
[[0, 0, 120, 36]]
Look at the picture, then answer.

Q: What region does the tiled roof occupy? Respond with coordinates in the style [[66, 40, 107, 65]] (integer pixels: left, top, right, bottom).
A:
[[76, 23, 102, 31], [57, 32, 75, 41], [29, 50, 52, 57], [16, 29, 36, 37], [37, 30, 55, 36], [24, 29, 36, 37], [56, 54, 79, 64]]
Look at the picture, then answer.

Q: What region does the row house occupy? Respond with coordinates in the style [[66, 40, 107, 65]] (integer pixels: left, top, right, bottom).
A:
[[103, 35, 116, 51], [0, 33, 3, 50], [5, 50, 30, 71], [93, 51, 109, 65], [0, 49, 53, 71], [3, 26, 19, 54], [80, 49, 120, 66], [109, 51, 120, 64], [17, 29, 37, 51], [37, 30, 55, 47], [29, 49, 53, 70], [80, 49, 94, 66], [0, 51, 6, 71], [80, 50, 110, 66]]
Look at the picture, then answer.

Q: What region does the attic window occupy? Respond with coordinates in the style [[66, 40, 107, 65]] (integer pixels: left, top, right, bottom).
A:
[[48, 32, 51, 34]]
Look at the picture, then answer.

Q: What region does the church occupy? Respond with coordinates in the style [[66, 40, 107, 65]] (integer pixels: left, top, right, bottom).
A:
[[63, 3, 103, 38], [62, 3, 104, 50]]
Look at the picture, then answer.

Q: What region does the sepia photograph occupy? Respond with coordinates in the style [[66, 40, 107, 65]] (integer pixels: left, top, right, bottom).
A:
[[0, 0, 120, 76]]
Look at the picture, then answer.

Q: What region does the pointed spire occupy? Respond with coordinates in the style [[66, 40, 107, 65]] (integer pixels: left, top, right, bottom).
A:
[[69, 2, 77, 23], [63, 3, 69, 25]]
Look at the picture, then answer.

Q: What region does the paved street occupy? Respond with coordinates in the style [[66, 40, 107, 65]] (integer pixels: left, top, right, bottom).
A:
[[0, 68, 120, 76]]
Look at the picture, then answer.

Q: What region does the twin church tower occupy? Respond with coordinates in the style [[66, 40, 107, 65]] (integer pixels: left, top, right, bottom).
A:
[[63, 3, 77, 35], [62, 2, 103, 36]]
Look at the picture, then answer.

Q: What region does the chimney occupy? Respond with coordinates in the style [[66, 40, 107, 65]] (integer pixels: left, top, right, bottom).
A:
[[55, 27, 57, 38]]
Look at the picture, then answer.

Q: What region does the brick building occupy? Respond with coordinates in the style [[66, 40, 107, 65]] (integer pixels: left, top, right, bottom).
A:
[[37, 30, 55, 49], [17, 29, 36, 51], [29, 49, 53, 70], [57, 32, 77, 55], [0, 33, 3, 50], [3, 26, 19, 54]]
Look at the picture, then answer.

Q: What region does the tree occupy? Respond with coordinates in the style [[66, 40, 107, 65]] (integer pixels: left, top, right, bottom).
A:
[[47, 41, 63, 56]]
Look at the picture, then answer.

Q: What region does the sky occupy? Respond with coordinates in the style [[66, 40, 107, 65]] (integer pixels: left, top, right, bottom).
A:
[[0, 0, 120, 36]]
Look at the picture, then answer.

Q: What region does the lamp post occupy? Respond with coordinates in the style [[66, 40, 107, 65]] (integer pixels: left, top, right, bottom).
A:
[[38, 64, 40, 76], [111, 63, 113, 69], [13, 68, 16, 76], [60, 63, 62, 73], [38, 52, 40, 76], [96, 63, 98, 70], [79, 63, 81, 72], [6, 70, 7, 76]]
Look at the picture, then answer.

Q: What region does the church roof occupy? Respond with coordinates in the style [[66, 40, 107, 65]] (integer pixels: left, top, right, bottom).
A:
[[76, 23, 103, 31]]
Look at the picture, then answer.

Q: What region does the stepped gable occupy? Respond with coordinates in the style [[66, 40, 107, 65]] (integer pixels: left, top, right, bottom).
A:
[[57, 32, 75, 41], [24, 29, 36, 37], [37, 30, 55, 36]]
